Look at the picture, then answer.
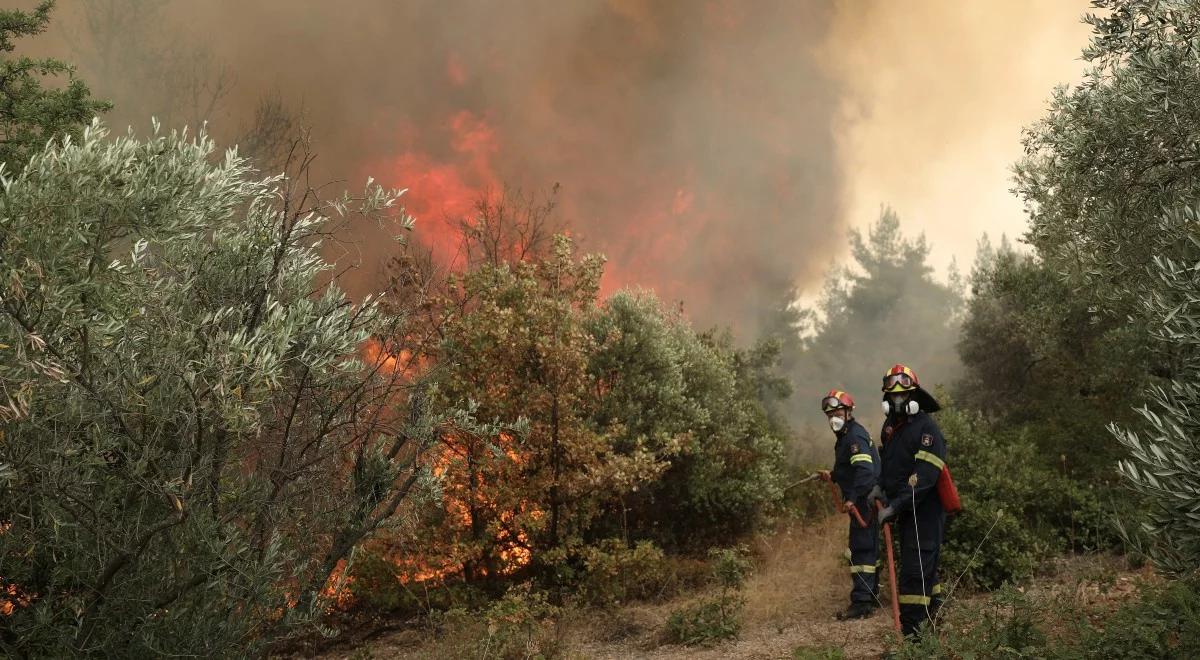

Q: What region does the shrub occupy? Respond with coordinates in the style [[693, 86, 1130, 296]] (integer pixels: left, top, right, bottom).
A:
[[935, 406, 1123, 590], [663, 546, 750, 646], [347, 551, 489, 615], [545, 538, 676, 607], [0, 122, 472, 656], [431, 584, 562, 660], [586, 293, 790, 551], [1072, 577, 1200, 659], [889, 574, 1200, 660], [664, 595, 743, 647]]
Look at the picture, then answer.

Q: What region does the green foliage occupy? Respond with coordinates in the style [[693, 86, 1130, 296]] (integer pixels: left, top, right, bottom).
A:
[[962, 0, 1200, 579], [1003, 0, 1200, 576], [0, 1, 109, 170], [889, 585, 1049, 660], [664, 595, 743, 647], [890, 577, 1200, 660], [1016, 0, 1200, 325], [708, 545, 752, 591], [0, 122, 477, 656], [663, 546, 749, 646], [1071, 577, 1200, 659], [432, 584, 562, 660], [936, 406, 1121, 590], [956, 240, 1146, 477], [588, 292, 790, 549], [546, 538, 677, 607], [1111, 205, 1200, 575], [401, 237, 669, 584], [371, 230, 790, 603]]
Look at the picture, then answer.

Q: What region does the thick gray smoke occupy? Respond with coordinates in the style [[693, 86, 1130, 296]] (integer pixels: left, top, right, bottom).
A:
[[28, 0, 845, 332]]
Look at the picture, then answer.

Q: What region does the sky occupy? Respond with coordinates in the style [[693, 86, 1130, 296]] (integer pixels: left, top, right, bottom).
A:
[[825, 0, 1092, 279], [23, 0, 1094, 334]]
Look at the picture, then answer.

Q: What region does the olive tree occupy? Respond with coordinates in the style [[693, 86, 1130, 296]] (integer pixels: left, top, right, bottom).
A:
[[1013, 0, 1200, 573], [0, 121, 478, 656], [1112, 206, 1200, 575]]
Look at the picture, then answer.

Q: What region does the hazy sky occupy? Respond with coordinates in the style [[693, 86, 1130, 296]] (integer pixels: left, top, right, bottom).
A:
[[824, 0, 1092, 280], [24, 0, 1094, 331]]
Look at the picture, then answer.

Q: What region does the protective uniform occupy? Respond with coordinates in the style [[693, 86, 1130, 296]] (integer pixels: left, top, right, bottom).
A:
[[823, 390, 881, 612], [878, 365, 947, 637]]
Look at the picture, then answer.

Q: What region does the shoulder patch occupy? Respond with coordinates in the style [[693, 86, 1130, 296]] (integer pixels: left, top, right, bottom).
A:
[[849, 442, 859, 454], [921, 433, 933, 447]]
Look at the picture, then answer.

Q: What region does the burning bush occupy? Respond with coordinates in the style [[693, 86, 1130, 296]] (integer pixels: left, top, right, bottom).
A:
[[378, 236, 668, 586], [369, 230, 791, 597]]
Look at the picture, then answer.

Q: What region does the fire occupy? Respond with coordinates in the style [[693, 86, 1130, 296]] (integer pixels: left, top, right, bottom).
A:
[[320, 560, 355, 610], [0, 521, 30, 617], [361, 337, 430, 381], [384, 430, 535, 586], [381, 110, 501, 268], [1, 582, 33, 617]]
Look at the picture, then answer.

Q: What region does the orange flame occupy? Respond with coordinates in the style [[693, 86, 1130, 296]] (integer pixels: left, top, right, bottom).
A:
[[384, 431, 535, 585]]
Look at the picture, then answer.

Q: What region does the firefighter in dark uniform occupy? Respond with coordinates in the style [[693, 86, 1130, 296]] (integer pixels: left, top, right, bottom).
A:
[[818, 389, 881, 620], [875, 364, 947, 637]]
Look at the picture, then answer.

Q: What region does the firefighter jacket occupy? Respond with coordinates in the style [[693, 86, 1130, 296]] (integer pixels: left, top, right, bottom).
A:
[[879, 410, 947, 515], [832, 418, 880, 502]]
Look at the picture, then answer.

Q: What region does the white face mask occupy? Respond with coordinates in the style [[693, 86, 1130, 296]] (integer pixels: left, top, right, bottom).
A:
[[828, 415, 845, 432]]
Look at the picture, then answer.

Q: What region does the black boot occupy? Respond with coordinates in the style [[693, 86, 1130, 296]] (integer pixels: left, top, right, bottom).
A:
[[836, 601, 877, 620]]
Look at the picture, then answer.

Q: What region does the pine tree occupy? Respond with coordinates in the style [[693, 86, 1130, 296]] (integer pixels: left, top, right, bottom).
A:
[[0, 1, 109, 170]]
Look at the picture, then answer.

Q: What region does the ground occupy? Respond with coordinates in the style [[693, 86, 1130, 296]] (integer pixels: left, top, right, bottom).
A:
[[314, 515, 892, 659], [307, 514, 1148, 660]]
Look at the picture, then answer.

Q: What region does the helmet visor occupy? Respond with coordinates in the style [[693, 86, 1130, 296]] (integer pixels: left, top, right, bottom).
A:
[[821, 396, 845, 412], [882, 372, 914, 391]]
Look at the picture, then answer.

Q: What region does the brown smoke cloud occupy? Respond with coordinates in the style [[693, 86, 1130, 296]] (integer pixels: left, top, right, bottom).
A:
[[29, 0, 845, 333], [22, 0, 1092, 336]]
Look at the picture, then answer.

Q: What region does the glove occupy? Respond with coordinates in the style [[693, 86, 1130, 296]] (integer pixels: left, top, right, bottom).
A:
[[878, 505, 897, 524], [868, 485, 884, 503], [817, 470, 831, 482]]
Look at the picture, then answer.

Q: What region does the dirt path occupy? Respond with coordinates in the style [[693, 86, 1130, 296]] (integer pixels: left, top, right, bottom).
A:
[[322, 514, 898, 659], [565, 515, 894, 660]]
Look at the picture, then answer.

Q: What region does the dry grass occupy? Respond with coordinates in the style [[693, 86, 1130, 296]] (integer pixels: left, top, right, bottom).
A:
[[310, 515, 1151, 660], [322, 514, 896, 660], [564, 514, 896, 660], [743, 514, 851, 632]]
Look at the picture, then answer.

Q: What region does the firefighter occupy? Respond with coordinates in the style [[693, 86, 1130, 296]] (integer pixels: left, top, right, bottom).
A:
[[818, 389, 881, 620], [874, 364, 947, 637]]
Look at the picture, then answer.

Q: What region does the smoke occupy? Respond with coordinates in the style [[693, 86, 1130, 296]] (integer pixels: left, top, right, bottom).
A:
[[824, 0, 1092, 276], [27, 0, 844, 333], [21, 0, 1093, 337]]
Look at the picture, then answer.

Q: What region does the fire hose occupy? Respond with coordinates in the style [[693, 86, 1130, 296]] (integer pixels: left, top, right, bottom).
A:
[[876, 498, 902, 634], [799, 473, 900, 632], [819, 472, 868, 528], [782, 472, 821, 491]]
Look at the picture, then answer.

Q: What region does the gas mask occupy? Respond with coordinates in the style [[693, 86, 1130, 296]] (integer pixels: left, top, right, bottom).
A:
[[882, 393, 919, 416], [828, 415, 846, 432]]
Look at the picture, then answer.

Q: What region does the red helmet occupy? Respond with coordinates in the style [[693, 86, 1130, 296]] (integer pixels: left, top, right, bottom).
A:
[[882, 364, 919, 393], [821, 389, 855, 412]]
